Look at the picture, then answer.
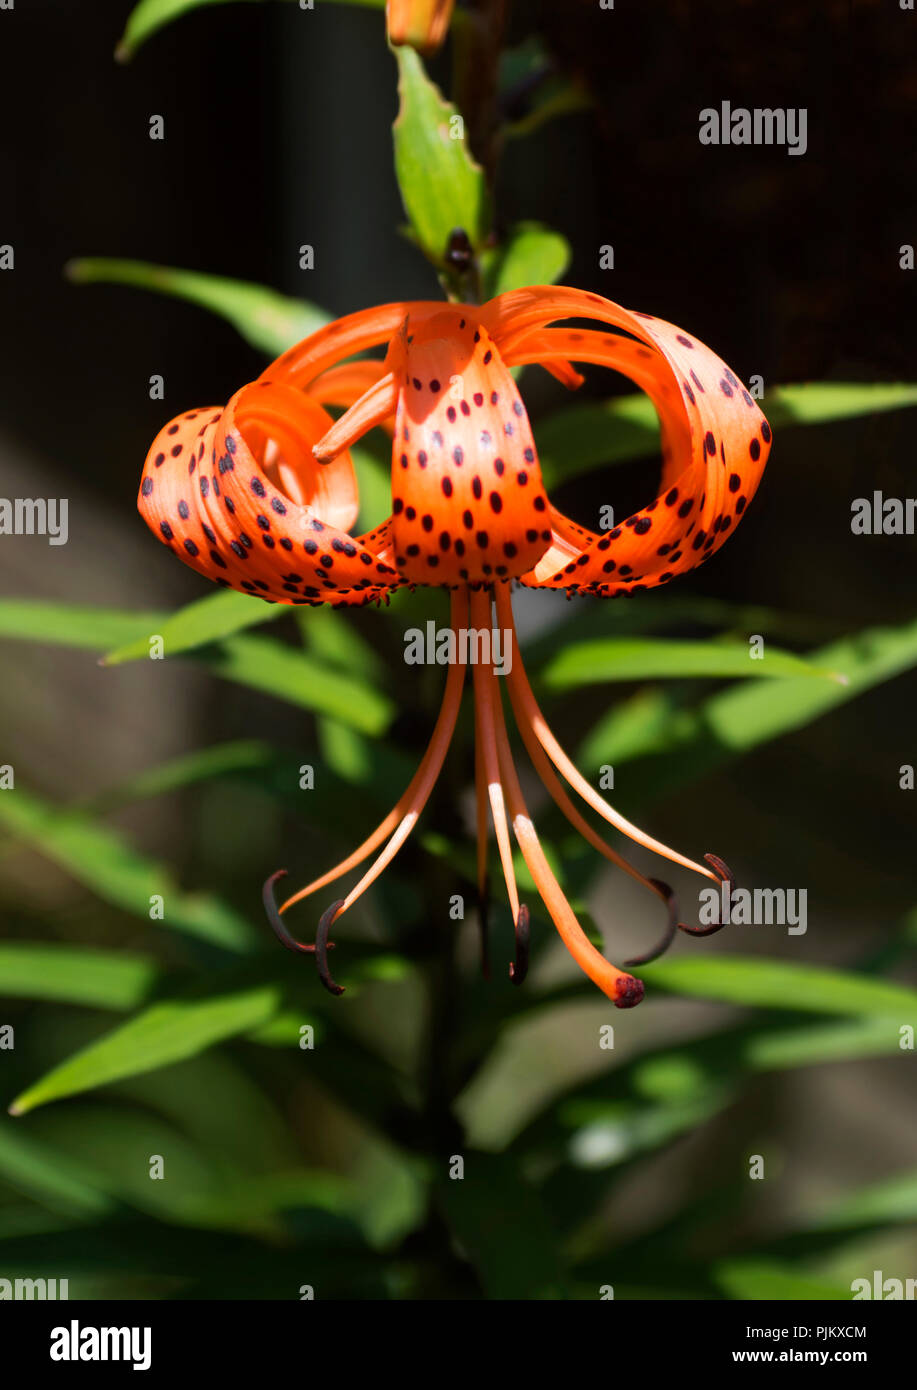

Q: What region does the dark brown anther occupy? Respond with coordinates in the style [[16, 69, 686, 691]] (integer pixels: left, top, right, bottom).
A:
[[263, 869, 317, 954], [510, 903, 530, 985], [316, 899, 346, 996], [625, 879, 679, 965], [678, 853, 737, 938], [445, 227, 474, 272], [613, 973, 645, 1009]]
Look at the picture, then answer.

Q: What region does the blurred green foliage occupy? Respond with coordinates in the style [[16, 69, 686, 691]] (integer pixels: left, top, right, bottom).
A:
[[0, 3, 915, 1303]]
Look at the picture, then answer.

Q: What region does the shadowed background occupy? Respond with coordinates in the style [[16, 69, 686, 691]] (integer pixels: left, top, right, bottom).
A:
[[0, 0, 914, 1299]]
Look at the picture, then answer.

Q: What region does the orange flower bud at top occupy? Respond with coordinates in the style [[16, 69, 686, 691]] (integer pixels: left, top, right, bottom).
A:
[[386, 0, 455, 55]]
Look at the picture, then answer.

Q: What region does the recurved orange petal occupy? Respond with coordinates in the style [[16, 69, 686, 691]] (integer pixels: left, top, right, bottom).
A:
[[480, 286, 771, 595]]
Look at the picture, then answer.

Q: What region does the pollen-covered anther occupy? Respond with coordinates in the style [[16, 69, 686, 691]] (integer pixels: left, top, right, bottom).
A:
[[613, 974, 646, 1009]]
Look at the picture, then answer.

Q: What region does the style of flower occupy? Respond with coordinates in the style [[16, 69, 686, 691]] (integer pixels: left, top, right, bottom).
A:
[[138, 286, 771, 1005]]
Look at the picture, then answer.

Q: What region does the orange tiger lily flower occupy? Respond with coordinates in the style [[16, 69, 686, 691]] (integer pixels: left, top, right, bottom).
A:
[[138, 286, 771, 1006], [386, 0, 455, 54]]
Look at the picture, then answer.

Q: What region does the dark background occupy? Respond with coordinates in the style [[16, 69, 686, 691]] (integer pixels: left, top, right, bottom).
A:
[[0, 0, 914, 1300]]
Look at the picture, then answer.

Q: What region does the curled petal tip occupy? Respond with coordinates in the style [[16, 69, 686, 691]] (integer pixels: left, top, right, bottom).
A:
[[613, 974, 645, 1009]]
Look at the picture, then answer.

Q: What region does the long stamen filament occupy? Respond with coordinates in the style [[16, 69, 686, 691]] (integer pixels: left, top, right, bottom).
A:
[[478, 619, 643, 1007], [493, 585, 718, 885], [280, 589, 469, 915], [469, 587, 521, 924]]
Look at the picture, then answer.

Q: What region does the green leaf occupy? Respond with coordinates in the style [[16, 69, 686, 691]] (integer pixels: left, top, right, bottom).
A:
[[764, 380, 917, 426], [639, 955, 917, 1019], [198, 632, 393, 733], [811, 1168, 917, 1230], [0, 787, 255, 951], [579, 617, 917, 785], [714, 1259, 851, 1301], [117, 0, 386, 63], [482, 221, 571, 298], [67, 259, 329, 357], [84, 740, 273, 813], [8, 984, 280, 1115], [0, 1120, 115, 1217], [0, 943, 158, 1011], [537, 381, 917, 488], [102, 588, 285, 665], [540, 637, 843, 689], [0, 599, 163, 651], [536, 394, 663, 489], [0, 598, 393, 733], [392, 45, 489, 270]]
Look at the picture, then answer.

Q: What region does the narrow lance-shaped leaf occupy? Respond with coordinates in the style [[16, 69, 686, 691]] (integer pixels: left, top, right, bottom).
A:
[[540, 637, 845, 689], [638, 955, 917, 1019], [537, 382, 917, 488], [0, 599, 164, 651], [579, 616, 917, 784], [83, 740, 273, 813], [0, 598, 394, 733], [67, 259, 330, 357], [0, 943, 158, 1011], [102, 588, 286, 665], [392, 45, 490, 270], [8, 985, 281, 1116], [196, 632, 394, 734], [0, 787, 255, 952]]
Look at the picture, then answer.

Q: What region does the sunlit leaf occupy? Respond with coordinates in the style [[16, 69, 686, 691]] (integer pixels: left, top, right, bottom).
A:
[[639, 955, 917, 1018], [579, 617, 917, 786], [0, 598, 392, 733], [393, 45, 489, 270], [0, 599, 162, 651], [199, 632, 393, 733], [0, 943, 158, 1011], [102, 589, 285, 665], [482, 221, 571, 298], [67, 258, 329, 357], [714, 1259, 851, 1301], [540, 637, 843, 688], [8, 985, 280, 1115]]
